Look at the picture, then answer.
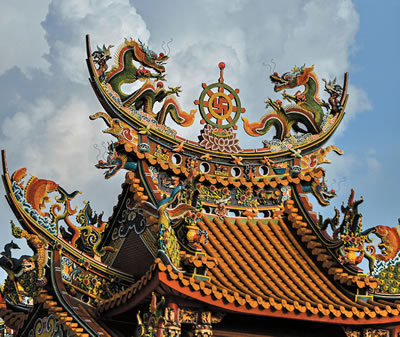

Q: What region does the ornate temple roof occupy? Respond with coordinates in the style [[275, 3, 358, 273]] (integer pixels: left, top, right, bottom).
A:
[[1, 35, 400, 337]]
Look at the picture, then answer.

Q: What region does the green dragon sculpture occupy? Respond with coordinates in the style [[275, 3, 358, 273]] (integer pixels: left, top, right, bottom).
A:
[[100, 38, 196, 127], [242, 65, 329, 139]]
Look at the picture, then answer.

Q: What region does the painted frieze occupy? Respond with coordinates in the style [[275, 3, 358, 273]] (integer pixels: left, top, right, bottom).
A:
[[27, 314, 68, 337]]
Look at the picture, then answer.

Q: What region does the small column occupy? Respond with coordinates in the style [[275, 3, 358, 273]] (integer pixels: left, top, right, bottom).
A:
[[290, 157, 301, 176], [139, 133, 150, 152], [164, 302, 181, 337], [193, 311, 212, 337]]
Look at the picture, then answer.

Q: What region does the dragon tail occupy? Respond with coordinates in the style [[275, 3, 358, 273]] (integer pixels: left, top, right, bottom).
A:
[[158, 96, 196, 127], [325, 145, 344, 156], [94, 245, 115, 257], [242, 113, 287, 139], [89, 112, 114, 127], [166, 203, 196, 220]]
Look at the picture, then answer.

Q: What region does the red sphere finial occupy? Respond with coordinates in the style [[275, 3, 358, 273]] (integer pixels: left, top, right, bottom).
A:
[[218, 62, 225, 83]]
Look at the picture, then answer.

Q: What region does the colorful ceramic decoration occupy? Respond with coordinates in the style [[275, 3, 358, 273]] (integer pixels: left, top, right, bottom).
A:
[[1, 34, 400, 337]]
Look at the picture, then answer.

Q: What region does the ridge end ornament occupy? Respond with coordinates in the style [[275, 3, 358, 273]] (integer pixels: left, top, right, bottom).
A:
[[195, 62, 245, 153]]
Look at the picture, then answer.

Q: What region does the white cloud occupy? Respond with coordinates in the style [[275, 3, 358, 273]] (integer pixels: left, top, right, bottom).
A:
[[0, 0, 370, 270], [46, 0, 150, 84], [134, 0, 363, 147], [1, 93, 123, 214], [203, 0, 246, 13], [0, 0, 152, 237], [332, 84, 372, 138], [0, 0, 367, 214], [0, 1, 51, 76]]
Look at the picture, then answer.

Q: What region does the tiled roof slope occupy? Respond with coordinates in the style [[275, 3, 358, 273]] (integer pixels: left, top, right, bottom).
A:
[[98, 200, 400, 324], [284, 199, 379, 288], [199, 215, 382, 316]]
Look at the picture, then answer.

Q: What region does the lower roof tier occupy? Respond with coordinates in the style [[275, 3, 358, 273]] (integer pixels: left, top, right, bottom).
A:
[[98, 204, 399, 325]]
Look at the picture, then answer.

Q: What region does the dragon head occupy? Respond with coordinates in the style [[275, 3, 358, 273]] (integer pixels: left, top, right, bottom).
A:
[[311, 175, 336, 206], [95, 143, 127, 179], [300, 170, 336, 206], [137, 39, 168, 74], [95, 143, 137, 179], [270, 65, 314, 92]]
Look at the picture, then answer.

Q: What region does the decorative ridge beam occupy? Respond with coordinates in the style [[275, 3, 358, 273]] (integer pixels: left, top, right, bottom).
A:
[[288, 191, 342, 248], [120, 140, 323, 190], [50, 250, 113, 337]]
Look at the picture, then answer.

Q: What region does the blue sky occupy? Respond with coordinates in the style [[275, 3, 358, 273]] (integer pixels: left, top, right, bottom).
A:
[[323, 0, 400, 226], [0, 0, 399, 275]]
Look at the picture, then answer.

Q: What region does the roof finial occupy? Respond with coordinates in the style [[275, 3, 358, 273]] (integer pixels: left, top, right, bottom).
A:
[[218, 62, 225, 83]]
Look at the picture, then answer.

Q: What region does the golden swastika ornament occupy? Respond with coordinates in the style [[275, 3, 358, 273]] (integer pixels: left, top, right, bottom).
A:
[[195, 62, 246, 130]]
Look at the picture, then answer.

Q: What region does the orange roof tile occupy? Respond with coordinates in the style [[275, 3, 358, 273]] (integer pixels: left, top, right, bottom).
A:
[[98, 208, 400, 324]]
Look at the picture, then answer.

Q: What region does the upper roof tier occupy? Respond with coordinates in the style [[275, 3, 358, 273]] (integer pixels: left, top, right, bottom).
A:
[[86, 35, 348, 161]]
